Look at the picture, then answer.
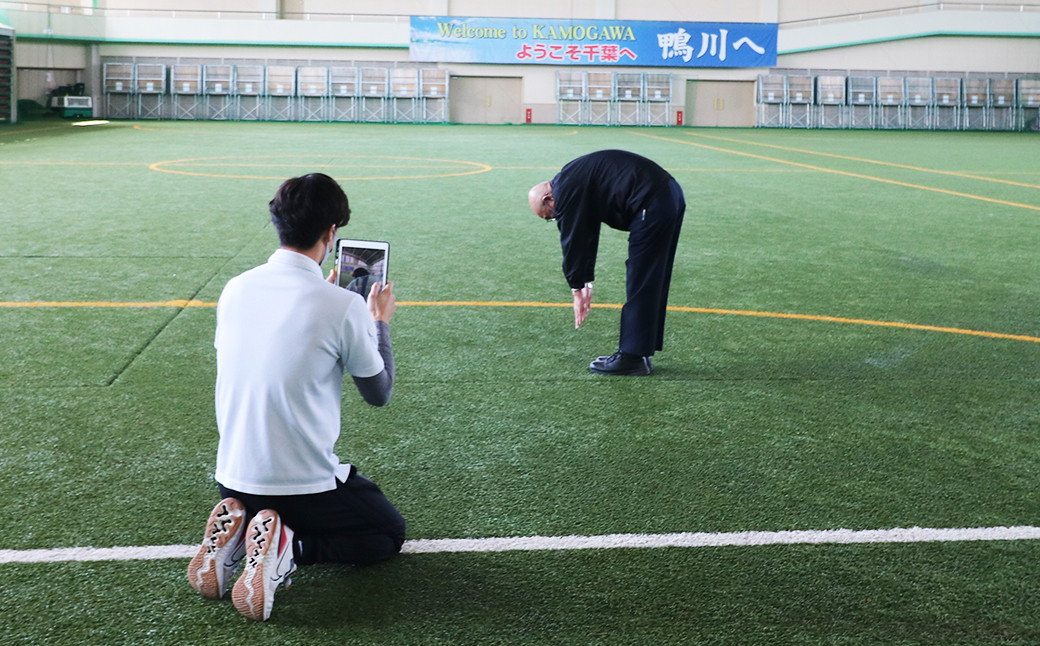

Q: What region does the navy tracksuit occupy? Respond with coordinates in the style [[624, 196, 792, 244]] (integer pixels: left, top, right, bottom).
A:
[[551, 149, 686, 357]]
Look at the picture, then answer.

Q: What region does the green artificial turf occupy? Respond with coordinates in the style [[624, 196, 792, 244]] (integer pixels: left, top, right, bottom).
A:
[[0, 119, 1038, 644]]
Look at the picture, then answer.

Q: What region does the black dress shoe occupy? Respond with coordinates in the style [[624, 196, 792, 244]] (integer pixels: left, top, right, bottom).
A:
[[589, 351, 653, 376]]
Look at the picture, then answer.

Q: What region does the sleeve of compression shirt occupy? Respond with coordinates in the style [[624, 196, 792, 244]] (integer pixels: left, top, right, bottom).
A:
[[352, 321, 394, 407]]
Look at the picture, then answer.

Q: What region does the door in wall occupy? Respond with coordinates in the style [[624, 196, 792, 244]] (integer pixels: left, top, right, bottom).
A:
[[685, 80, 756, 127], [449, 76, 522, 124]]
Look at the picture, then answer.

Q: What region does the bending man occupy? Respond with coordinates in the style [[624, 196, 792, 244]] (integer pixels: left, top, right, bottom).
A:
[[528, 149, 685, 376]]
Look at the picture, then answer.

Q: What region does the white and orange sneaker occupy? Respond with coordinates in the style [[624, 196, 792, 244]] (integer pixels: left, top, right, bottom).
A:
[[231, 509, 296, 621], [187, 498, 248, 599]]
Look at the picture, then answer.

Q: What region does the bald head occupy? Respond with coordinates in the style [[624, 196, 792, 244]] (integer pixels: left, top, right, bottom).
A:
[[528, 181, 555, 221]]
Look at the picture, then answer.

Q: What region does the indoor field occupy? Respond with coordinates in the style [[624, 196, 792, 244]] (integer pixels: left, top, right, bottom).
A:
[[1, 119, 1038, 644]]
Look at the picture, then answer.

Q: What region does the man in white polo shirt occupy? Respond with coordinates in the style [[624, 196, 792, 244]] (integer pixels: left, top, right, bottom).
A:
[[187, 173, 404, 622]]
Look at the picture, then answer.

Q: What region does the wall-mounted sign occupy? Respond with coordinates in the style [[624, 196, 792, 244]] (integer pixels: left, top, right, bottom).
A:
[[410, 16, 777, 68]]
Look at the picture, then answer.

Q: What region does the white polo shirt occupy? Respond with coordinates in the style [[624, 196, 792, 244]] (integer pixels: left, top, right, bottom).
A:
[[214, 248, 384, 495]]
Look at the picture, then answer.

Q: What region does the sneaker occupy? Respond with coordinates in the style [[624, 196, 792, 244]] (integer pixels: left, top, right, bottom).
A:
[[232, 509, 296, 621], [589, 351, 653, 376], [187, 497, 248, 599]]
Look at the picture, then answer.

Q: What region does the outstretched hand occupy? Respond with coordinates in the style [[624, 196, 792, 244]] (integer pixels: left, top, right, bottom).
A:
[[572, 283, 592, 329], [368, 281, 396, 323]]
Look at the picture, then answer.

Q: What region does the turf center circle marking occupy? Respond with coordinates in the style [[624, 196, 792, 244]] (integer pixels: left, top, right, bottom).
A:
[[148, 154, 492, 180]]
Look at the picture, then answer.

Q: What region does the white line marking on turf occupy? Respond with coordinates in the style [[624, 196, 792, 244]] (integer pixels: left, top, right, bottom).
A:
[[3, 526, 1040, 564], [0, 544, 198, 564], [403, 526, 1040, 553]]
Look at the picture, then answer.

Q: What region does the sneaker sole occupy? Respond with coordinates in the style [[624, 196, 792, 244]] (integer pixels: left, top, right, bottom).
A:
[[187, 498, 247, 599], [232, 510, 286, 621]]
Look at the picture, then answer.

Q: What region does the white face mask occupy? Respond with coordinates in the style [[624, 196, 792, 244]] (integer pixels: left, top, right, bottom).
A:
[[322, 239, 334, 266]]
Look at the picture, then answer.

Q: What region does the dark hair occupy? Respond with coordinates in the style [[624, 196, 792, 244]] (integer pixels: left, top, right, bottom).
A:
[[352, 267, 370, 278], [268, 173, 351, 249]]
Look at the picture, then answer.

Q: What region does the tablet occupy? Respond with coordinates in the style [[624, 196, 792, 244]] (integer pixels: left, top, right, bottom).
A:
[[335, 238, 389, 299]]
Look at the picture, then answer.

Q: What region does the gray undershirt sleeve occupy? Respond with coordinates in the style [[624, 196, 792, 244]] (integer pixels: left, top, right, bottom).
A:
[[352, 321, 394, 407]]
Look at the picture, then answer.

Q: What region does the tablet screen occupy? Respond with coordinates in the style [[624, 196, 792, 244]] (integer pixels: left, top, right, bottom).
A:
[[335, 239, 389, 300]]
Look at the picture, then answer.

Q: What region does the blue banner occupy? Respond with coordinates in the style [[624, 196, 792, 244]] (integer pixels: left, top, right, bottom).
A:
[[410, 17, 777, 68]]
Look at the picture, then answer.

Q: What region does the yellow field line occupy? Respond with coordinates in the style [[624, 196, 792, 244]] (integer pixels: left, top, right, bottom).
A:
[[630, 131, 1040, 213], [0, 300, 217, 308], [2, 300, 1037, 344], [0, 161, 142, 166], [167, 163, 475, 169], [147, 154, 493, 181], [684, 131, 1040, 190], [668, 305, 1040, 344]]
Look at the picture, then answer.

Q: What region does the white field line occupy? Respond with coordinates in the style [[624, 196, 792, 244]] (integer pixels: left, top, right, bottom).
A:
[[3, 526, 1040, 564]]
